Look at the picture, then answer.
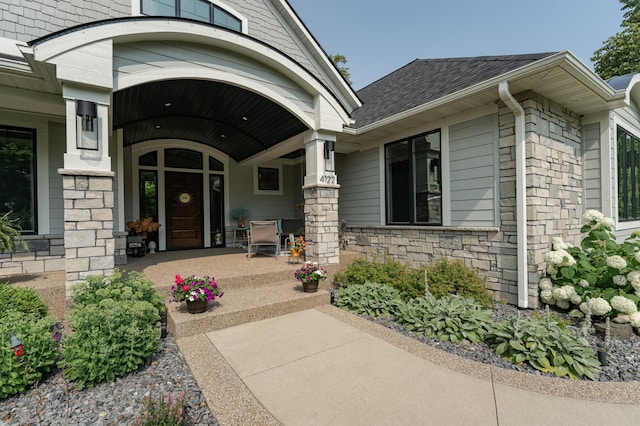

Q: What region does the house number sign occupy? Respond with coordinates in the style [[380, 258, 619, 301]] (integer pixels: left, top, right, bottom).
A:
[[320, 174, 336, 184]]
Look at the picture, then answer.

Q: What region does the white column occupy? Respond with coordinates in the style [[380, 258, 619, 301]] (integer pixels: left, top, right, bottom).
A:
[[303, 131, 337, 187], [62, 84, 112, 172]]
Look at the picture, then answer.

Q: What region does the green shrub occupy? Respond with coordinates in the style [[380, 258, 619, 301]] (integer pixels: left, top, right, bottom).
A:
[[395, 295, 493, 343], [0, 311, 58, 399], [0, 283, 48, 320], [333, 257, 425, 299], [60, 298, 160, 389], [422, 258, 493, 308], [335, 281, 405, 317], [486, 316, 601, 380], [71, 270, 165, 313]]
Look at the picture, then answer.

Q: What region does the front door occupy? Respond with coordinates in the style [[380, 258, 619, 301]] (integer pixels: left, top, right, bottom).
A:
[[165, 171, 203, 250]]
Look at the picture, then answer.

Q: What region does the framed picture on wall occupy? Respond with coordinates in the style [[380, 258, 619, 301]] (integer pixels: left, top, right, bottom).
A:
[[258, 167, 279, 191]]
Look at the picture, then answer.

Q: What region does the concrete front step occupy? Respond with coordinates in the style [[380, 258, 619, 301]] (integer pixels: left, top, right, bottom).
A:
[[167, 280, 333, 338]]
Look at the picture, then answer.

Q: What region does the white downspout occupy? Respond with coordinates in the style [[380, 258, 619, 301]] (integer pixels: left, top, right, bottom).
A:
[[498, 82, 528, 309]]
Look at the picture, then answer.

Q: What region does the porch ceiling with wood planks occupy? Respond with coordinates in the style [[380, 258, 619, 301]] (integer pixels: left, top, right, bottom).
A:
[[112, 79, 308, 162]]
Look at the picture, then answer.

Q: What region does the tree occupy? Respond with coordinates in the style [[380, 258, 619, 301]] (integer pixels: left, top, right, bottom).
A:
[[592, 0, 640, 79], [329, 53, 352, 85]]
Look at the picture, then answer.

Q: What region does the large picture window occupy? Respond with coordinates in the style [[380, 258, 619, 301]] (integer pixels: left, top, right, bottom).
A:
[[0, 126, 36, 233], [385, 130, 441, 225], [618, 126, 640, 221], [141, 0, 242, 32]]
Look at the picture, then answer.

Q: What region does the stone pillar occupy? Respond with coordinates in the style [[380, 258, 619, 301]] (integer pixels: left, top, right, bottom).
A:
[[303, 130, 339, 265], [60, 169, 115, 296], [304, 186, 340, 265]]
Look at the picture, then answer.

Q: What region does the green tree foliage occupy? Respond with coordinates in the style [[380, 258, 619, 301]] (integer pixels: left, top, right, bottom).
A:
[[592, 0, 640, 79], [329, 53, 352, 85]]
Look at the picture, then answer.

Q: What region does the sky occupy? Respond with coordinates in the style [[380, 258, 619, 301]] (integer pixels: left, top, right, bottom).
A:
[[287, 0, 626, 90]]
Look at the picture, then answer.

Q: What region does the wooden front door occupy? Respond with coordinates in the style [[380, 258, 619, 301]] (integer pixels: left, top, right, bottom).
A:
[[165, 171, 203, 250]]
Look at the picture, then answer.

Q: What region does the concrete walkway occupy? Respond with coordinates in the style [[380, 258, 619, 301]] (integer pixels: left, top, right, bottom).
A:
[[179, 306, 640, 426]]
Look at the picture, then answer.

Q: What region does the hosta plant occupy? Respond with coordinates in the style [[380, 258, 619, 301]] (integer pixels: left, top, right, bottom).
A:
[[334, 281, 405, 318], [540, 210, 640, 327], [486, 316, 601, 380], [395, 295, 493, 343]]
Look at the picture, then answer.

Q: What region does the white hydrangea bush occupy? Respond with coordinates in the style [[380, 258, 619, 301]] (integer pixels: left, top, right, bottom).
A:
[[539, 210, 640, 328]]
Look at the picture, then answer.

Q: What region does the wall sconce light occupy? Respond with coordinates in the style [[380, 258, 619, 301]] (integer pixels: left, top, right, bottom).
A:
[[76, 100, 99, 150], [324, 140, 335, 173], [10, 333, 24, 357]]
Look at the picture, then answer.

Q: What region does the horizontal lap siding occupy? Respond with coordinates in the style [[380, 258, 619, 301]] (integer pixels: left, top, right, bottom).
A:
[[336, 148, 381, 226], [583, 122, 601, 213], [449, 114, 498, 226], [113, 42, 314, 117]]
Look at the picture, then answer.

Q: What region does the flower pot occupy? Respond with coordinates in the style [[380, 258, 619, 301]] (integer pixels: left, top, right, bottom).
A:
[[186, 299, 208, 314], [302, 280, 319, 293]]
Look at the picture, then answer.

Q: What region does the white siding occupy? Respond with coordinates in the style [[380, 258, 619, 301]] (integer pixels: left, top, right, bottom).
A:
[[48, 122, 65, 234], [449, 114, 498, 226], [227, 161, 302, 222], [583, 122, 601, 213], [113, 41, 314, 121], [336, 148, 381, 226]]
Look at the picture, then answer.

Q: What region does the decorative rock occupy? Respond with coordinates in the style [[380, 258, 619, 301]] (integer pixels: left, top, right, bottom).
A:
[[594, 321, 635, 340], [613, 315, 631, 324]]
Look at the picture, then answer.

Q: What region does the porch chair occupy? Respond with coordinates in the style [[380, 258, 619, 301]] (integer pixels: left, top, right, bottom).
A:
[[247, 220, 281, 259]]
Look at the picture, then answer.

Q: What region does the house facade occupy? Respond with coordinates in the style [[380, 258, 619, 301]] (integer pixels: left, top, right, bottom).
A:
[[2, 1, 640, 308]]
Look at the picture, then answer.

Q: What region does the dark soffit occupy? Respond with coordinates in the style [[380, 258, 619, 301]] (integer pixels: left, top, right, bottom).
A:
[[112, 79, 308, 162]]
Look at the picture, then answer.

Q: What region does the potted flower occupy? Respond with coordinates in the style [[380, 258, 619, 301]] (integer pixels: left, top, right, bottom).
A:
[[171, 274, 223, 314], [294, 261, 327, 293], [230, 207, 249, 228], [288, 235, 306, 257], [127, 217, 161, 239]]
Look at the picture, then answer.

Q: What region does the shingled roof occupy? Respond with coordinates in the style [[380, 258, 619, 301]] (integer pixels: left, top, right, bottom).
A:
[[352, 52, 559, 129]]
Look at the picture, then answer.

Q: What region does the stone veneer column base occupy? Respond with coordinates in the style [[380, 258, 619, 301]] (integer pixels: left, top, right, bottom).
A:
[[60, 169, 115, 297], [303, 186, 339, 265]]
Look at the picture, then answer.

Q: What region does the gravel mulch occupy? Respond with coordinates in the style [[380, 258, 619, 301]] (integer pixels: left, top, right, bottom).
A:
[[0, 336, 218, 426], [368, 303, 640, 382]]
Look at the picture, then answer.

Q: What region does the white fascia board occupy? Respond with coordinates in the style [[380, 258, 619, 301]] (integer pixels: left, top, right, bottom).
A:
[[349, 51, 626, 136], [0, 37, 32, 73], [31, 19, 353, 127]]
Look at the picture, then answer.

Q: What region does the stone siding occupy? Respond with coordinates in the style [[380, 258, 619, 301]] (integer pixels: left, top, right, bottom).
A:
[[304, 186, 340, 265], [62, 172, 115, 294], [0, 0, 130, 42], [0, 235, 65, 276], [345, 92, 584, 307], [517, 91, 584, 306]]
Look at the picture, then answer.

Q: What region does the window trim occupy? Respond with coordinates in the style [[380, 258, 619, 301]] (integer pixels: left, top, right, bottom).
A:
[[384, 129, 442, 226], [0, 125, 37, 234], [617, 125, 640, 222]]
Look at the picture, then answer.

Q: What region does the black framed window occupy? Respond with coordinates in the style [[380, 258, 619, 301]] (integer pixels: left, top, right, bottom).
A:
[[0, 126, 37, 233], [385, 130, 441, 225], [141, 0, 242, 32], [165, 148, 203, 170], [618, 126, 640, 221], [258, 167, 279, 191]]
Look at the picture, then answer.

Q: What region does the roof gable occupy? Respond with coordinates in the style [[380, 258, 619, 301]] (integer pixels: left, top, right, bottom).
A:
[[353, 52, 558, 128]]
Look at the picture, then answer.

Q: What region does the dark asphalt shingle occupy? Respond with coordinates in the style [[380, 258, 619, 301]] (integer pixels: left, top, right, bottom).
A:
[[352, 52, 559, 128]]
